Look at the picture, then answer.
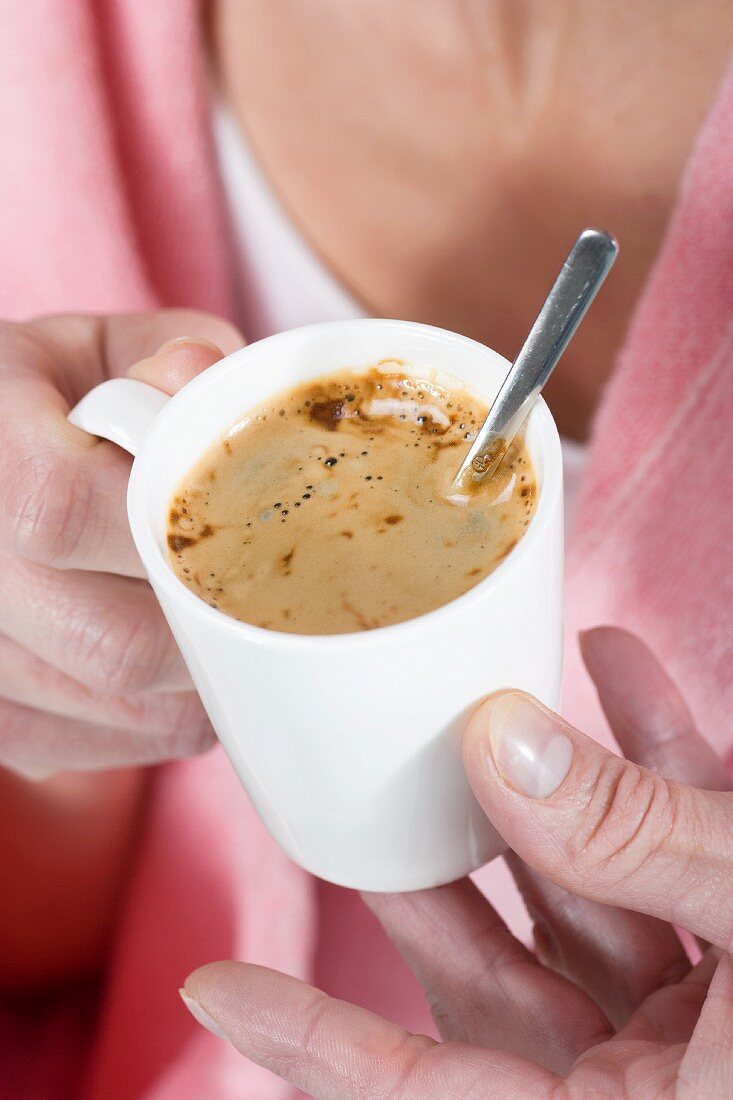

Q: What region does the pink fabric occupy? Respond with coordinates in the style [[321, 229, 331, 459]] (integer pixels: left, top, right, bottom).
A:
[[563, 62, 733, 756], [0, 2, 730, 1096]]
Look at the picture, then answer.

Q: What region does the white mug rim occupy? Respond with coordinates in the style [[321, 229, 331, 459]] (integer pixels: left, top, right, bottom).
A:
[[128, 318, 562, 652]]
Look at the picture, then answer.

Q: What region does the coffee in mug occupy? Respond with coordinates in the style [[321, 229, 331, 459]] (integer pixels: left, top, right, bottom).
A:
[[167, 364, 537, 634]]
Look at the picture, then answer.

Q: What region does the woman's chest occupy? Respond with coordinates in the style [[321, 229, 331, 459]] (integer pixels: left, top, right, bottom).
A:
[[214, 1, 733, 436]]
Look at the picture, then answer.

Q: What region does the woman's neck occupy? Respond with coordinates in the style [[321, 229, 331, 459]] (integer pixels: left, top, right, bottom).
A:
[[211, 0, 733, 439]]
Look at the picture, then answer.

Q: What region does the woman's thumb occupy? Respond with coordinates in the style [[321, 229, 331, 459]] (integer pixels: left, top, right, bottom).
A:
[[463, 691, 733, 949]]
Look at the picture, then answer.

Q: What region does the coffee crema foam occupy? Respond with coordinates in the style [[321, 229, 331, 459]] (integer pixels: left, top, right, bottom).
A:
[[166, 365, 538, 634]]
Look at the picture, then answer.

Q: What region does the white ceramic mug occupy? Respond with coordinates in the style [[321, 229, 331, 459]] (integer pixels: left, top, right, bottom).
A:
[[69, 319, 563, 891]]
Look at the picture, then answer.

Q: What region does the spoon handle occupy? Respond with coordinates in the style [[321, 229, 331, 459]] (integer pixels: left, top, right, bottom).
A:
[[450, 228, 618, 494]]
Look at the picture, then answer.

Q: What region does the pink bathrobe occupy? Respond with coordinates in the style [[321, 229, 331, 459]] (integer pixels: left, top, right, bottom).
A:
[[1, 4, 731, 1097]]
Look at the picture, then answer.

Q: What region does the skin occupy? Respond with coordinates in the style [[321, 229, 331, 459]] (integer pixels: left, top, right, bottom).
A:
[[0, 312, 242, 988], [0, 0, 729, 1040], [211, 0, 733, 438], [182, 628, 733, 1097]]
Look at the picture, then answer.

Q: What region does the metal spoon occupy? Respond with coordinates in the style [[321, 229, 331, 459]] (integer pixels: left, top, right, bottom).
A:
[[449, 228, 618, 498]]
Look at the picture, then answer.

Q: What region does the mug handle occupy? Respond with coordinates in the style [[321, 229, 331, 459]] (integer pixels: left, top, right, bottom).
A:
[[67, 378, 170, 457]]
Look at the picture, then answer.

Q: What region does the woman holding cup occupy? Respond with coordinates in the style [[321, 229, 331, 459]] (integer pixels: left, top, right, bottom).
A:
[[0, 4, 731, 1097]]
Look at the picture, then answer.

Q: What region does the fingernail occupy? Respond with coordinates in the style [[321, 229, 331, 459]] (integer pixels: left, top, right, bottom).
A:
[[179, 990, 230, 1041], [160, 336, 221, 353], [487, 692, 573, 798]]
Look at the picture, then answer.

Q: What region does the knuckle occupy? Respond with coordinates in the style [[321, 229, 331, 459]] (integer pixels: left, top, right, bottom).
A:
[[263, 990, 331, 1080], [281, 992, 434, 1099], [135, 690, 207, 734], [9, 450, 89, 566], [153, 716, 216, 760], [175, 725, 216, 757], [382, 1032, 437, 1100], [76, 613, 174, 696], [133, 724, 215, 765], [297, 991, 333, 1058], [568, 758, 677, 886]]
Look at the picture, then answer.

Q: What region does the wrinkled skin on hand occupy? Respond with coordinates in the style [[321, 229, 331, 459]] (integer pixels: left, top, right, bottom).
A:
[[182, 629, 733, 1099], [0, 309, 242, 776], [0, 310, 243, 989]]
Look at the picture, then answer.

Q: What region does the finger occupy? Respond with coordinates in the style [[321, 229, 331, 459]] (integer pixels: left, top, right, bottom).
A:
[[0, 312, 242, 574], [0, 697, 215, 777], [0, 360, 141, 575], [681, 951, 733, 1096], [181, 963, 556, 1100], [29, 309, 243, 399], [507, 854, 689, 1029], [125, 336, 229, 395], [0, 546, 191, 693], [580, 627, 729, 790], [364, 881, 611, 1074], [583, 625, 729, 958], [100, 308, 243, 377], [618, 946, 721, 1045], [0, 632, 208, 738], [463, 692, 733, 948], [504, 633, 698, 1027]]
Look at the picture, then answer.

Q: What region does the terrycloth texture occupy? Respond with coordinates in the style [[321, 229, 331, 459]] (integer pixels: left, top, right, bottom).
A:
[[563, 61, 733, 755], [0, 2, 730, 1097]]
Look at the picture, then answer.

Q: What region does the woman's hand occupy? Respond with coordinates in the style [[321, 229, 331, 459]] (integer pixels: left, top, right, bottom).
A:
[[0, 310, 243, 988], [180, 628, 733, 1098], [0, 309, 242, 776]]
